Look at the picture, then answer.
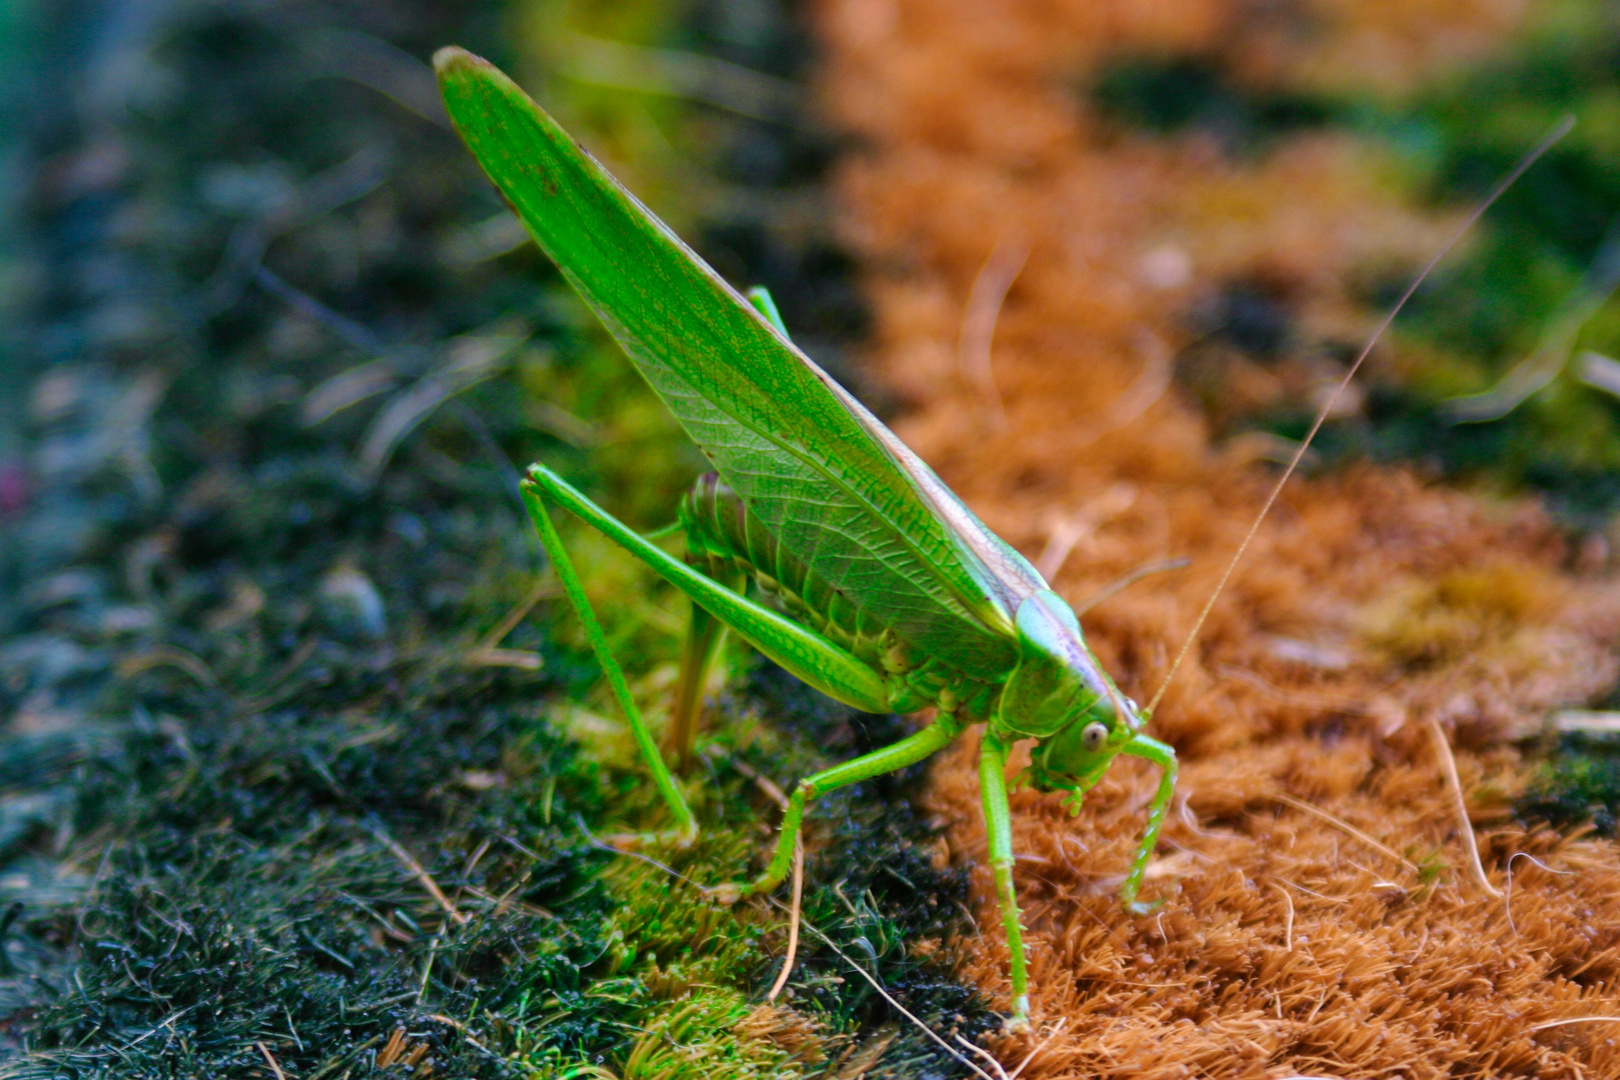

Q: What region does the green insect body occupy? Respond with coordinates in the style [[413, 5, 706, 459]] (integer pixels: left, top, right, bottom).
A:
[[435, 46, 1177, 1029], [677, 471, 1000, 720]]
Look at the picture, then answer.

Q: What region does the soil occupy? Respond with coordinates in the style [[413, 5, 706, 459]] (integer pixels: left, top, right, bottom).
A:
[[814, 1, 1620, 1077]]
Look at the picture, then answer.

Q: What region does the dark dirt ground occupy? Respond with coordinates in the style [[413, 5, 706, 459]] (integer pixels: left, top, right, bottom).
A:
[[0, 2, 1000, 1077]]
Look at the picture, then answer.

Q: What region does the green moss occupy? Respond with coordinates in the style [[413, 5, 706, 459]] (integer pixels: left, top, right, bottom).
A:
[[1090, 1, 1620, 523], [1518, 736, 1620, 837], [1092, 56, 1345, 156]]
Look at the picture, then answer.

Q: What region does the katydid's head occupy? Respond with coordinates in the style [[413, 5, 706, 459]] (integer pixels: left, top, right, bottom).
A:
[[996, 591, 1146, 799]]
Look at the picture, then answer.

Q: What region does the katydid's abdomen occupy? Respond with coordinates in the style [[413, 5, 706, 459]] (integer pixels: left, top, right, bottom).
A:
[[676, 471, 1002, 724]]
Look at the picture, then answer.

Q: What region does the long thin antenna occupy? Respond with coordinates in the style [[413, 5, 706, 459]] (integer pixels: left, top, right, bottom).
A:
[[1144, 114, 1574, 717]]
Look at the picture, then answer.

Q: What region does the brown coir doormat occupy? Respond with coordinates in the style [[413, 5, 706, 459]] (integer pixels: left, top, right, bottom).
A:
[[813, 1, 1620, 1076]]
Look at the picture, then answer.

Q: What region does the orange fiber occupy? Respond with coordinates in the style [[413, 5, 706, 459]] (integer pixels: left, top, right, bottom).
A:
[[814, 0, 1620, 1076]]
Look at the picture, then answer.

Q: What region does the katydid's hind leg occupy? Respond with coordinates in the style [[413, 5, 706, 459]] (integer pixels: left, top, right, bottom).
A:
[[519, 478, 698, 847], [1119, 734, 1178, 914], [667, 599, 727, 771], [711, 716, 965, 903], [979, 734, 1032, 1032]]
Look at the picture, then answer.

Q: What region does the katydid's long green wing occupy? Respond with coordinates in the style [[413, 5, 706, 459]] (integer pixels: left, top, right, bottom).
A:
[[436, 47, 1046, 675]]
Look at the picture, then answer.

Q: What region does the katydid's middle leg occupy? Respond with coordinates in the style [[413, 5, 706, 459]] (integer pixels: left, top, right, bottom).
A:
[[712, 713, 966, 902], [979, 733, 1031, 1031]]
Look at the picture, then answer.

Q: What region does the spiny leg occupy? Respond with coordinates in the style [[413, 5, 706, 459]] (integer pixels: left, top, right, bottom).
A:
[[979, 733, 1031, 1031], [713, 714, 966, 902], [520, 481, 698, 846], [1119, 733, 1177, 914]]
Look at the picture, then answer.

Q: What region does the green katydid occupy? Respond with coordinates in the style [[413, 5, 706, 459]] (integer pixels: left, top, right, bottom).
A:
[[434, 50, 1166, 1029], [431, 45, 1566, 1031], [434, 45, 1172, 1029]]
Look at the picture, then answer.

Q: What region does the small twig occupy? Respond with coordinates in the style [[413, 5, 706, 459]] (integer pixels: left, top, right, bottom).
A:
[[719, 753, 790, 810], [1034, 484, 1137, 580], [958, 235, 1029, 430], [1268, 791, 1420, 874], [1273, 877, 1350, 905], [575, 815, 707, 888], [551, 29, 799, 122], [425, 1014, 500, 1057], [781, 901, 1001, 1080], [300, 27, 451, 128], [1004, 1017, 1068, 1080], [369, 821, 470, 924], [1504, 852, 1574, 934], [955, 1017, 1068, 1080], [473, 577, 557, 652], [463, 647, 543, 670], [256, 1041, 288, 1080], [955, 1033, 1014, 1080], [1074, 557, 1191, 616], [258, 265, 394, 355], [1426, 714, 1502, 898], [464, 576, 557, 669], [765, 837, 804, 1002], [1268, 879, 1296, 951], [1145, 114, 1575, 717], [1444, 208, 1620, 423], [116, 646, 222, 691], [1215, 664, 1365, 714], [1529, 1016, 1620, 1031]]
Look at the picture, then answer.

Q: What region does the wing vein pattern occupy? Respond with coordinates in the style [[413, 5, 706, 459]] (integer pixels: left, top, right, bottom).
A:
[[439, 51, 1050, 675]]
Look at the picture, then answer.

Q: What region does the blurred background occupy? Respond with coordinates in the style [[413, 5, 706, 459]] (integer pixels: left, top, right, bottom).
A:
[[2, 1, 1620, 1077]]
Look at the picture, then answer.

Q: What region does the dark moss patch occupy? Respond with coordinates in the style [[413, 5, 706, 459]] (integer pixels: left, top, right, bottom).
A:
[[1092, 56, 1342, 157], [1517, 751, 1620, 837], [0, 1, 992, 1076]]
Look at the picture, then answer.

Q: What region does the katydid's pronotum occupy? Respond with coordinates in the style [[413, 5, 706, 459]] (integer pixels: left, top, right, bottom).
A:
[[432, 46, 1567, 1031]]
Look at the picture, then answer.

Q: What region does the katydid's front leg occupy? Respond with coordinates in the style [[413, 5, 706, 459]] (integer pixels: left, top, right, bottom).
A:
[[1119, 733, 1178, 914], [1035, 730, 1179, 915], [710, 714, 966, 903]]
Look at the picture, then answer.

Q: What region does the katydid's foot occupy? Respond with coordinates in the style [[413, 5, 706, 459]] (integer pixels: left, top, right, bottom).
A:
[[706, 881, 748, 905], [1125, 897, 1163, 917], [601, 826, 698, 852], [1002, 998, 1032, 1034]]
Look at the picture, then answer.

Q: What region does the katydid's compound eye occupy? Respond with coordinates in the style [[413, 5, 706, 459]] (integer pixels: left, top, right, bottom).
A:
[[1081, 722, 1108, 752]]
